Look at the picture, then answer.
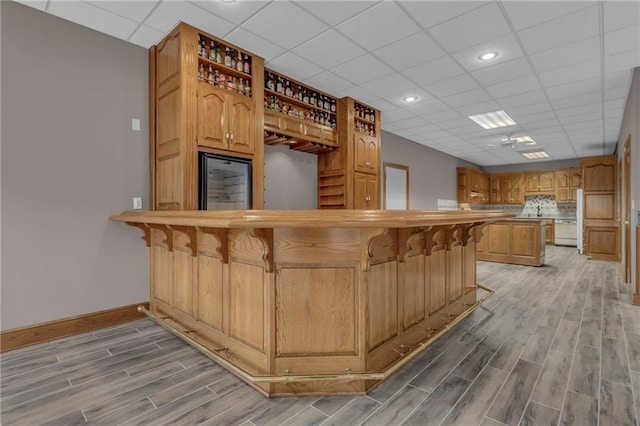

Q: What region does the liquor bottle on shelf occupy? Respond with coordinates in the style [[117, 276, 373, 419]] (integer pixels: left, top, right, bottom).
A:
[[236, 51, 243, 72], [238, 78, 245, 95], [198, 35, 205, 57], [227, 76, 236, 92], [310, 92, 316, 107], [214, 69, 220, 87], [266, 72, 275, 91], [198, 63, 204, 81], [331, 99, 336, 113], [295, 85, 302, 101], [219, 72, 227, 88], [224, 47, 232, 67], [276, 77, 284, 94], [230, 50, 236, 70], [244, 80, 251, 96], [302, 89, 309, 104], [243, 54, 250, 74], [209, 41, 215, 61], [215, 44, 222, 63], [207, 65, 214, 85], [285, 80, 292, 97]]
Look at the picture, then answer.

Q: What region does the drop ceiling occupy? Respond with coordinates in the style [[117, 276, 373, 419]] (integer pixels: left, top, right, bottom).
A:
[[18, 0, 640, 166]]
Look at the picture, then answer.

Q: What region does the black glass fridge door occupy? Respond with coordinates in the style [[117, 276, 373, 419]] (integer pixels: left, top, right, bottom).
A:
[[199, 153, 252, 210]]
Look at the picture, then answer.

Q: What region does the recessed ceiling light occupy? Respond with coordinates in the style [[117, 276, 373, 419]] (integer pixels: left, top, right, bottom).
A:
[[521, 150, 550, 160], [478, 51, 499, 61], [403, 96, 418, 103], [503, 136, 537, 146], [468, 110, 516, 129]]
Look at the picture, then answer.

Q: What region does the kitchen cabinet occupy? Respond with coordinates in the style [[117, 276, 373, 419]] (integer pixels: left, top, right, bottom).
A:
[[582, 155, 618, 261], [318, 97, 381, 209], [457, 167, 489, 204], [525, 171, 555, 194], [544, 219, 554, 245], [476, 220, 545, 266], [497, 173, 524, 204], [150, 23, 265, 210], [197, 83, 254, 154], [555, 168, 582, 203], [490, 177, 501, 204]]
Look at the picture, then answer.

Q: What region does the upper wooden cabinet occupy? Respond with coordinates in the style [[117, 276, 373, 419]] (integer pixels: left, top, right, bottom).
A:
[[150, 23, 265, 210], [582, 156, 616, 192], [525, 171, 555, 193], [197, 82, 254, 154], [457, 167, 489, 204], [555, 168, 582, 203], [354, 134, 379, 175]]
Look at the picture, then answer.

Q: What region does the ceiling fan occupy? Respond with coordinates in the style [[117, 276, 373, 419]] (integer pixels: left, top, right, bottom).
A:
[[487, 134, 537, 149]]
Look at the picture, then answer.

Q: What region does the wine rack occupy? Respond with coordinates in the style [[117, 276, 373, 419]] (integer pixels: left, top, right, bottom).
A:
[[353, 101, 376, 136], [263, 68, 338, 153], [197, 33, 253, 97]]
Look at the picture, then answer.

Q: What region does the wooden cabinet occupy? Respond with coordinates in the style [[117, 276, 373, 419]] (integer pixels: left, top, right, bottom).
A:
[[544, 219, 554, 245], [490, 177, 501, 204], [525, 171, 555, 194], [150, 23, 265, 210], [318, 98, 381, 209], [555, 168, 582, 203], [476, 220, 545, 266], [197, 83, 254, 154], [354, 173, 378, 209], [582, 155, 618, 261], [457, 167, 489, 204]]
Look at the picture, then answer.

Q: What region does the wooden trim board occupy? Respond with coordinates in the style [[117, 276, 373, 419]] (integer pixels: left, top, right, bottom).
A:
[[634, 226, 640, 306], [1, 302, 149, 352]]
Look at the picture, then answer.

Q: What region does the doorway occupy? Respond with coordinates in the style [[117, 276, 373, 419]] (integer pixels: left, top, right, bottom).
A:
[[624, 136, 631, 282], [383, 163, 409, 210]]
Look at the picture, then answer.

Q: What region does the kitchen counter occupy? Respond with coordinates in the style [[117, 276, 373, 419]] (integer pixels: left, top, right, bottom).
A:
[[110, 209, 512, 396], [476, 218, 546, 266]]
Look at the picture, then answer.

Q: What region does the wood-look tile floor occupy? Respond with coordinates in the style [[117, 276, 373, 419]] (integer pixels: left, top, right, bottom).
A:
[[2, 246, 639, 425]]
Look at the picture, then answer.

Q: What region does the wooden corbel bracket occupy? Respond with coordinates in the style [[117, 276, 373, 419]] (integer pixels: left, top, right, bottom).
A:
[[147, 224, 173, 251], [198, 227, 229, 263], [248, 228, 274, 273], [168, 225, 198, 256], [125, 222, 151, 247]]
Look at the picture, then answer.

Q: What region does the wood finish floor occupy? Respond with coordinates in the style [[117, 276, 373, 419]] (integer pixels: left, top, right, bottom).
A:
[[2, 246, 639, 425]]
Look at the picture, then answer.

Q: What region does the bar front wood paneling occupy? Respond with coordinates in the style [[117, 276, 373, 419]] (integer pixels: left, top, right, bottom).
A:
[[110, 209, 512, 396]]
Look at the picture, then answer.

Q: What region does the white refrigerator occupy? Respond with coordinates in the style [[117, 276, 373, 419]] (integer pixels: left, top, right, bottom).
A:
[[576, 188, 584, 254]]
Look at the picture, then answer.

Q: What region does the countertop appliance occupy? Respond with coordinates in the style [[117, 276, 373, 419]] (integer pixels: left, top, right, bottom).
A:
[[555, 219, 578, 247]]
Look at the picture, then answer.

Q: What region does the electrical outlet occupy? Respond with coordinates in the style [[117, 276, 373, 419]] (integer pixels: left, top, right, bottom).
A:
[[133, 197, 143, 210]]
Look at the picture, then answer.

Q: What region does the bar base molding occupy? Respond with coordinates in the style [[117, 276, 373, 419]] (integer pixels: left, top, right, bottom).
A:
[[1, 302, 149, 352]]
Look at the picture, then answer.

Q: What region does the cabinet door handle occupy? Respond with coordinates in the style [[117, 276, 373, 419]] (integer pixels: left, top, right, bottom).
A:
[[230, 133, 234, 141], [365, 161, 371, 167], [225, 132, 229, 142]]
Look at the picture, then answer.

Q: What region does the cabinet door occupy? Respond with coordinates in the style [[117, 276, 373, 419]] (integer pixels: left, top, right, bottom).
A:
[[490, 177, 501, 203], [555, 171, 569, 202], [354, 134, 378, 174], [525, 174, 539, 192], [569, 170, 582, 202], [539, 172, 555, 191], [197, 84, 228, 150], [583, 161, 615, 192], [354, 173, 377, 209], [227, 94, 254, 154], [457, 170, 469, 203]]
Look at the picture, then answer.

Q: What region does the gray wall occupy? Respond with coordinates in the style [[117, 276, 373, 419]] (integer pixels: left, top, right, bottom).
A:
[[1, 1, 149, 330], [483, 159, 581, 174], [264, 145, 317, 209], [381, 131, 475, 209]]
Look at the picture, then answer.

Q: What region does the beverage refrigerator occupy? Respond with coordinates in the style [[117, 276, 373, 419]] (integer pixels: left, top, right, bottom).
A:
[[199, 152, 252, 210]]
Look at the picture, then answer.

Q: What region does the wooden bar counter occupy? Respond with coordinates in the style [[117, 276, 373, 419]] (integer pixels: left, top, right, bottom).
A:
[[476, 219, 546, 266], [110, 209, 512, 396]]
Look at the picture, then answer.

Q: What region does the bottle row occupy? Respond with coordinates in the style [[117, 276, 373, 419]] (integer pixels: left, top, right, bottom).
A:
[[355, 104, 376, 122], [356, 120, 376, 136], [198, 64, 252, 96], [265, 95, 337, 129], [198, 35, 251, 75], [265, 72, 336, 113]]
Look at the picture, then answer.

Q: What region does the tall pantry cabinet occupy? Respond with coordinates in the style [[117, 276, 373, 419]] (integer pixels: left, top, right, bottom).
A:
[[149, 23, 265, 210], [318, 98, 381, 209]]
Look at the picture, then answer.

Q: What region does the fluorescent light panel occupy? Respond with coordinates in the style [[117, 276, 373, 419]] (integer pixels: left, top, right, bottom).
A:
[[521, 150, 550, 159], [468, 110, 516, 129]]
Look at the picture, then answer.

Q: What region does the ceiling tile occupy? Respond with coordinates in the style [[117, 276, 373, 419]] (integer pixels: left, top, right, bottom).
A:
[[443, 89, 492, 108], [604, 98, 625, 111], [383, 108, 417, 123], [517, 6, 599, 54], [189, 0, 269, 25], [402, 56, 465, 86], [409, 124, 441, 135], [241, 2, 328, 49], [13, 0, 47, 11], [471, 57, 534, 87], [330, 54, 393, 85], [428, 74, 479, 98], [373, 32, 444, 70], [604, 86, 630, 101], [539, 59, 601, 88], [334, 85, 379, 103], [145, 1, 235, 37], [406, 98, 451, 115], [293, 30, 366, 69], [128, 25, 164, 48], [545, 77, 601, 99], [560, 112, 602, 125], [457, 101, 503, 118], [425, 108, 465, 123], [501, 1, 592, 31], [49, 1, 139, 40], [485, 75, 541, 99], [550, 91, 602, 110], [368, 98, 401, 113], [604, 0, 640, 32], [304, 71, 353, 94], [294, 0, 380, 26], [453, 34, 525, 72], [604, 70, 632, 89], [336, 2, 421, 51], [266, 52, 323, 81], [604, 25, 640, 57], [360, 74, 416, 98], [224, 27, 285, 61], [513, 110, 555, 124], [429, 3, 511, 53], [496, 90, 548, 109], [605, 48, 640, 74], [529, 36, 600, 73], [507, 102, 553, 119], [92, 1, 159, 22], [556, 102, 602, 118], [397, 1, 489, 29], [392, 117, 430, 129]]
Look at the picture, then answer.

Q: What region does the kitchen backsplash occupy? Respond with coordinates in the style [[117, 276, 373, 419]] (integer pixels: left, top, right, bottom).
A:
[[472, 195, 576, 218]]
